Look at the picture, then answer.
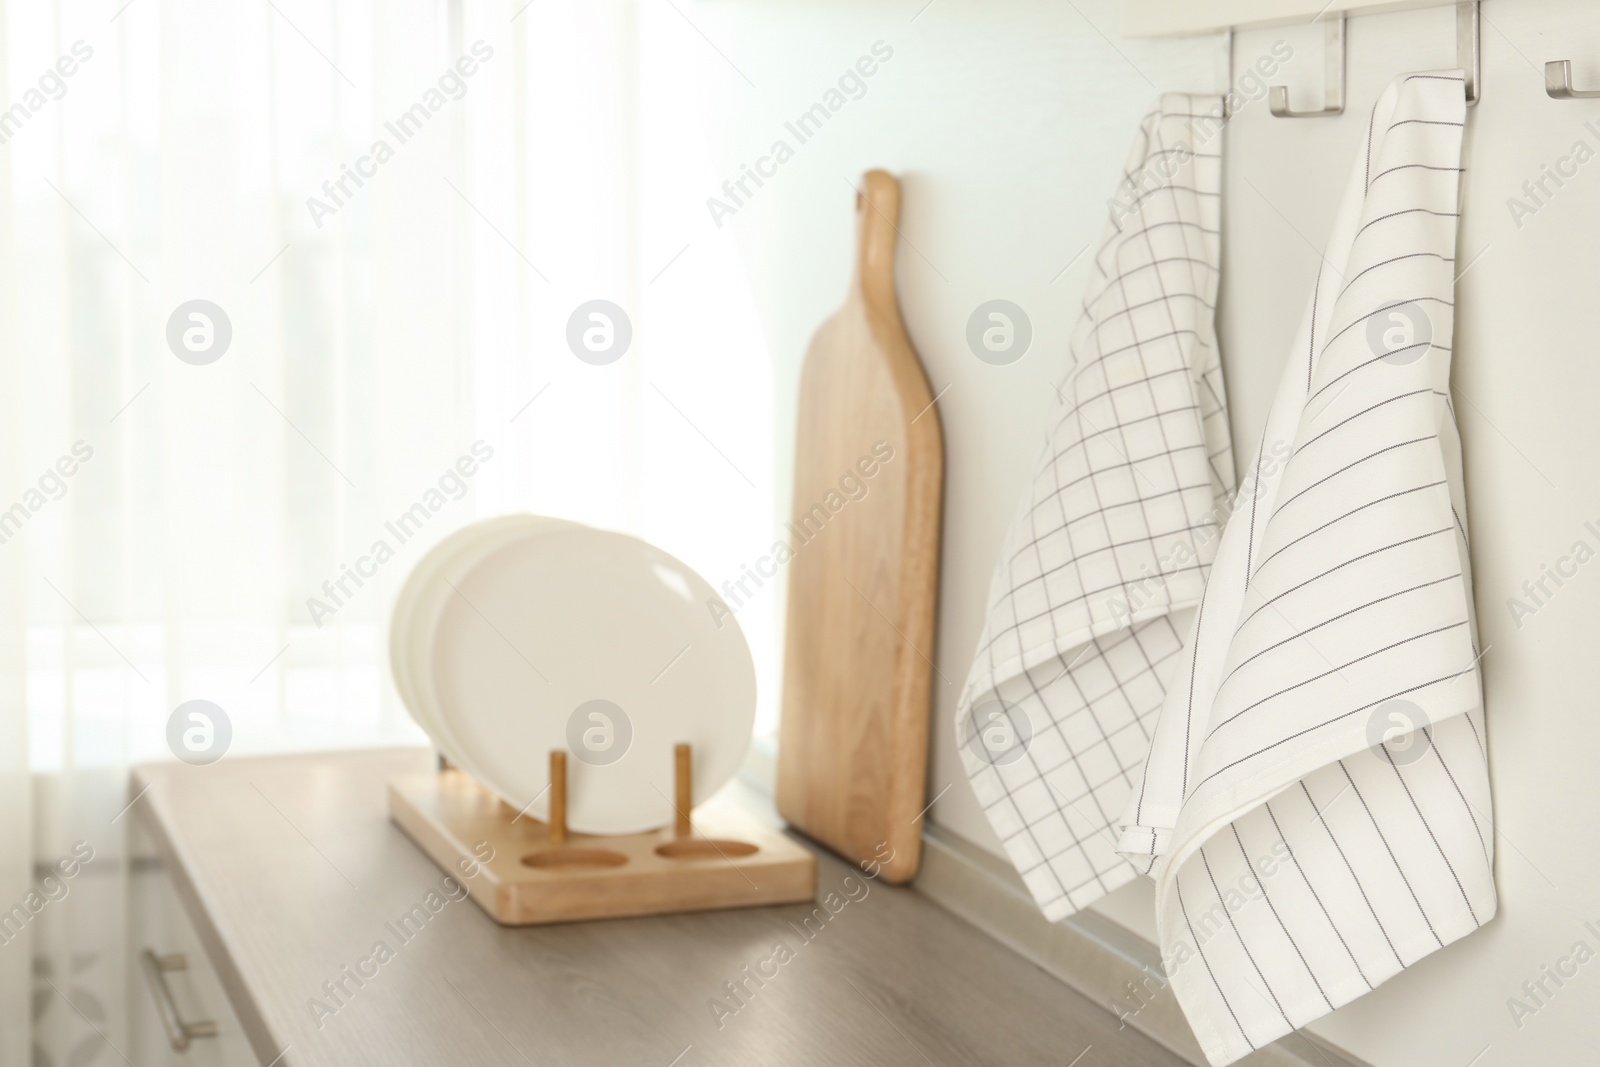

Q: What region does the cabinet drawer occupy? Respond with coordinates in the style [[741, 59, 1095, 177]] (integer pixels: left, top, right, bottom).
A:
[[128, 847, 257, 1065]]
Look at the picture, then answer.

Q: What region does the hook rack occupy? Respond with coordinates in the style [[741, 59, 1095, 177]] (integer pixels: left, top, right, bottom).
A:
[[1222, 28, 1233, 117], [1546, 60, 1600, 100], [1459, 1, 1480, 106], [1270, 14, 1345, 117], [1270, 2, 1479, 118]]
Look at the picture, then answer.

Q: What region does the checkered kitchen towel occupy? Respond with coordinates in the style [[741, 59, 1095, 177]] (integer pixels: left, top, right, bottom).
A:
[[1117, 71, 1492, 1065], [955, 94, 1236, 919]]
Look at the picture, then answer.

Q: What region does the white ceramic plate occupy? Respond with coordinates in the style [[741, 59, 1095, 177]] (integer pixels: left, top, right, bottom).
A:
[[421, 521, 756, 834], [389, 515, 557, 751], [393, 515, 572, 770]]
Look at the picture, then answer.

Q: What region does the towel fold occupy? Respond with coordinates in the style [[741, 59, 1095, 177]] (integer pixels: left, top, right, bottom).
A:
[[1116, 71, 1493, 1065], [955, 93, 1235, 920]]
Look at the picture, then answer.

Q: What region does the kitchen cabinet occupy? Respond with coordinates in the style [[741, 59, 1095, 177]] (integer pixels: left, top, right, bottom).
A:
[[126, 833, 257, 1067]]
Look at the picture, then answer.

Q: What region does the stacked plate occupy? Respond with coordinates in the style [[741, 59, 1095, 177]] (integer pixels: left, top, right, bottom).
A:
[[389, 515, 757, 834]]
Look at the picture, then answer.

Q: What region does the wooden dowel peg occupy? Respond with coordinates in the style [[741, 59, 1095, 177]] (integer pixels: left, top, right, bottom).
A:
[[549, 751, 568, 844], [674, 743, 692, 838]]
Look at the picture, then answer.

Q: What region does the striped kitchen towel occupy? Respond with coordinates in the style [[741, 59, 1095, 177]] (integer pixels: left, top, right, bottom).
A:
[[954, 94, 1236, 919], [1116, 71, 1493, 1065]]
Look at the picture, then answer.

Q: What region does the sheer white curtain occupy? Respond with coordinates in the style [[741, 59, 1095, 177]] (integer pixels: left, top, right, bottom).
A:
[[0, 0, 774, 1062]]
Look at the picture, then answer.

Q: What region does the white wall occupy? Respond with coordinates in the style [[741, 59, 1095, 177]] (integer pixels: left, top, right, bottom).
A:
[[688, 0, 1218, 839], [694, 1, 1600, 1065]]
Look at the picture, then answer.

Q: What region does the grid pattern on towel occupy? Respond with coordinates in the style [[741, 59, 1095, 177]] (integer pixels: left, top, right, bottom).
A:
[[956, 94, 1235, 920]]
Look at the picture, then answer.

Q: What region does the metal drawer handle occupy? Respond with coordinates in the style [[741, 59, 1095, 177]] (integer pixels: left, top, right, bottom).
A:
[[139, 949, 218, 1052]]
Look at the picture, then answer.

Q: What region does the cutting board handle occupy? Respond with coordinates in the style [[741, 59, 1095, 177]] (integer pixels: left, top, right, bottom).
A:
[[854, 170, 902, 315]]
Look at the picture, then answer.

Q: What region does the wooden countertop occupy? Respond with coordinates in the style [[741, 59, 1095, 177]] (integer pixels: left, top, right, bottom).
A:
[[133, 748, 1190, 1067]]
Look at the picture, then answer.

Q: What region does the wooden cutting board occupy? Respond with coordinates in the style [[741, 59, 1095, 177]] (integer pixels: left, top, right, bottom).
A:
[[776, 170, 943, 885]]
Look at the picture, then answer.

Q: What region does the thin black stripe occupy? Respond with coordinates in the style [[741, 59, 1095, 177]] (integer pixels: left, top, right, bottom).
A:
[[1319, 294, 1454, 356], [1337, 761, 1445, 949], [1338, 251, 1455, 298], [1222, 574, 1458, 689], [1421, 725, 1491, 865], [1203, 847, 1295, 1028], [1193, 667, 1474, 789], [1208, 622, 1470, 739], [1232, 822, 1335, 1010], [1178, 874, 1256, 1051], [1353, 207, 1460, 243], [1252, 481, 1449, 576], [1299, 389, 1430, 453], [1263, 800, 1373, 990], [1272, 436, 1436, 516], [1236, 528, 1453, 632], [1299, 778, 1405, 971], [1388, 118, 1465, 130], [1374, 740, 1481, 927]]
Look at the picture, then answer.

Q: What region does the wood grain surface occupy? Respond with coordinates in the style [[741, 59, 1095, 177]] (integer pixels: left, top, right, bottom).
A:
[[777, 169, 945, 885], [387, 767, 815, 924], [132, 749, 1190, 1067]]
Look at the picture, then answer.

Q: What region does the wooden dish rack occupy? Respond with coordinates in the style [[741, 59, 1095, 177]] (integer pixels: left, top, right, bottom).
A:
[[389, 743, 817, 925]]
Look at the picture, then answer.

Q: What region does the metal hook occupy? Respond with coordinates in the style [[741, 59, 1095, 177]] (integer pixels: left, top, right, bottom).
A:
[[1270, 14, 1345, 118], [1458, 2, 1480, 106], [1545, 60, 1600, 100], [1221, 27, 1234, 117], [1270, 5, 1477, 117]]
